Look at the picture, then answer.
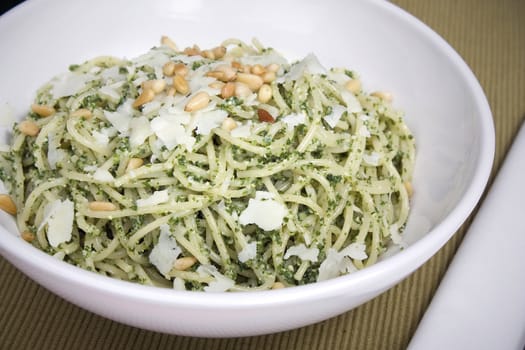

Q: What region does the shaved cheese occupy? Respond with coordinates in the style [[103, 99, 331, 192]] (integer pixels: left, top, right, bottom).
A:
[[101, 66, 122, 82], [103, 99, 135, 135], [194, 109, 228, 135], [39, 199, 74, 248], [93, 168, 114, 182], [173, 277, 186, 291], [230, 121, 252, 138], [238, 241, 257, 263], [151, 113, 195, 151], [323, 104, 346, 128], [51, 72, 95, 99], [389, 224, 407, 248], [284, 243, 319, 262], [281, 112, 306, 129], [317, 243, 367, 282], [149, 224, 182, 277], [341, 89, 362, 113], [142, 100, 162, 115], [132, 50, 170, 78], [327, 70, 351, 86], [340, 242, 368, 260], [239, 191, 287, 231], [83, 164, 98, 173], [188, 75, 218, 96], [136, 190, 169, 208], [98, 85, 120, 103], [92, 130, 110, 147], [197, 265, 235, 292], [281, 53, 327, 82], [129, 116, 153, 147]]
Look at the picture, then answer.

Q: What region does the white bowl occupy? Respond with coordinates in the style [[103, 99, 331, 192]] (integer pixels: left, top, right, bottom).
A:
[[0, 0, 493, 337]]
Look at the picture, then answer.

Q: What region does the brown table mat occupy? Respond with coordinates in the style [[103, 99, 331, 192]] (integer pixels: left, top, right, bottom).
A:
[[1, 1, 524, 349]]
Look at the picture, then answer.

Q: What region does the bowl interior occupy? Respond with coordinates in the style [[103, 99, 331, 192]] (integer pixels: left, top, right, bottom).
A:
[[0, 0, 493, 336]]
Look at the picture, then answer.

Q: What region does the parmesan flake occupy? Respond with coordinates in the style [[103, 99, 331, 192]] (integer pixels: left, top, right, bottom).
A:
[[197, 265, 235, 292], [238, 241, 257, 263], [151, 113, 195, 151], [230, 121, 252, 138], [93, 168, 114, 182], [149, 224, 182, 277], [284, 243, 319, 262], [129, 116, 153, 147], [136, 190, 169, 208], [323, 104, 346, 128], [317, 243, 367, 282], [238, 191, 287, 231], [39, 199, 75, 248]]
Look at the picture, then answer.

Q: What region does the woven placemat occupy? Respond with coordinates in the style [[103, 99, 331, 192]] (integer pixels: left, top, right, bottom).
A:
[[1, 1, 524, 349]]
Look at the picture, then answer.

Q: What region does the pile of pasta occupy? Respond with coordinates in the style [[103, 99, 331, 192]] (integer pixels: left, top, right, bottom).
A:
[[0, 38, 415, 291]]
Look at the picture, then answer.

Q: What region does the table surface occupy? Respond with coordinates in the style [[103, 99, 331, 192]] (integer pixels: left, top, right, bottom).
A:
[[1, 0, 524, 349]]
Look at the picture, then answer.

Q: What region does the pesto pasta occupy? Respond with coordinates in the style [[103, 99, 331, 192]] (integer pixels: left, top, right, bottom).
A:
[[0, 38, 415, 291]]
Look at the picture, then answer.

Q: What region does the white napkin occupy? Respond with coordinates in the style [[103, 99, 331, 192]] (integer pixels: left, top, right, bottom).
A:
[[408, 122, 525, 350]]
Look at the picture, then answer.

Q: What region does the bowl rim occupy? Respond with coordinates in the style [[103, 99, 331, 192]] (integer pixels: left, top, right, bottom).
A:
[[0, 0, 494, 309]]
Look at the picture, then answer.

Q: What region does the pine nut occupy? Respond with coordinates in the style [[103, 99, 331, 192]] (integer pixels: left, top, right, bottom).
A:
[[163, 61, 176, 76], [0, 194, 17, 215], [221, 117, 237, 132], [404, 181, 413, 198], [166, 87, 176, 96], [251, 64, 265, 75], [206, 70, 225, 80], [21, 231, 35, 243], [265, 63, 280, 73], [215, 65, 237, 82], [31, 104, 55, 117], [257, 108, 275, 123], [183, 45, 201, 56], [271, 282, 285, 289], [201, 50, 214, 59], [371, 91, 393, 103], [173, 256, 197, 271], [173, 63, 189, 77], [126, 158, 144, 172], [345, 79, 361, 94], [257, 84, 272, 103], [18, 120, 40, 136], [234, 82, 252, 98], [261, 71, 276, 83], [184, 91, 210, 112], [236, 73, 263, 91], [212, 46, 226, 59], [241, 64, 252, 74], [161, 35, 177, 50], [231, 61, 242, 70], [70, 108, 92, 119], [173, 74, 190, 95], [221, 82, 236, 99], [132, 88, 155, 108], [142, 79, 166, 94], [201, 49, 215, 60], [208, 81, 225, 89], [88, 201, 117, 211]]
